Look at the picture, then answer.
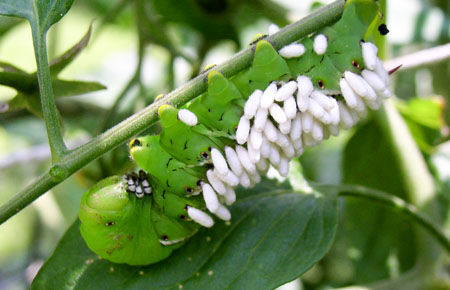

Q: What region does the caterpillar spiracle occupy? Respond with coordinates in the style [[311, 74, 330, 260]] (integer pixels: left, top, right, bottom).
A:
[[79, 0, 392, 265]]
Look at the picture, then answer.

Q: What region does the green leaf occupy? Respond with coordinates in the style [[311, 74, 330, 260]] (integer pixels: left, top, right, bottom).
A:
[[338, 119, 418, 283], [49, 23, 93, 76], [32, 179, 338, 289], [3, 79, 105, 117], [396, 98, 444, 154], [0, 15, 22, 37], [0, 0, 74, 33], [52, 79, 106, 98], [0, 71, 37, 94]]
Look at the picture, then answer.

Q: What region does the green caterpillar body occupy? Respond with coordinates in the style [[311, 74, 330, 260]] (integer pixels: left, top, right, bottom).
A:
[[79, 175, 203, 265], [79, 0, 388, 265]]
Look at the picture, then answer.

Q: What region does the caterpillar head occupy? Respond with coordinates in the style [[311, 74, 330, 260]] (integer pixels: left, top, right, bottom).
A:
[[79, 173, 203, 265], [79, 175, 175, 265]]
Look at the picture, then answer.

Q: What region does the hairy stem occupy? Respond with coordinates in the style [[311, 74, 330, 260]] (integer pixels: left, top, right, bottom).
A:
[[32, 30, 67, 162], [0, 0, 346, 225]]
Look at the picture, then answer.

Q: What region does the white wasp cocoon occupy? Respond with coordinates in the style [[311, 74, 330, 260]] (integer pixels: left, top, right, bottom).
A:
[[292, 137, 303, 153], [247, 138, 261, 163], [224, 146, 243, 176], [269, 103, 287, 124], [339, 78, 358, 108], [260, 82, 277, 109], [236, 145, 256, 174], [354, 95, 368, 115], [359, 78, 378, 101], [347, 104, 361, 123], [254, 108, 269, 132], [211, 148, 229, 176], [311, 121, 324, 142], [301, 112, 313, 133], [279, 43, 306, 58], [244, 90, 263, 119], [206, 169, 227, 195], [283, 96, 297, 119], [329, 104, 340, 125], [187, 206, 214, 228], [236, 116, 250, 144], [307, 98, 326, 119], [269, 144, 281, 166], [214, 205, 231, 221], [313, 34, 328, 55], [264, 120, 279, 142], [178, 109, 198, 126], [239, 171, 252, 188], [276, 131, 291, 148], [268, 23, 280, 35], [282, 142, 295, 159], [278, 156, 290, 177], [296, 76, 313, 112], [201, 183, 220, 213], [224, 187, 236, 206], [249, 128, 263, 150], [344, 71, 368, 97], [374, 58, 390, 86], [361, 41, 378, 70], [311, 91, 335, 110], [279, 120, 291, 135], [319, 108, 332, 125], [260, 137, 271, 158], [290, 113, 302, 141], [275, 81, 297, 102], [217, 169, 240, 187], [361, 69, 385, 92], [337, 101, 354, 129]]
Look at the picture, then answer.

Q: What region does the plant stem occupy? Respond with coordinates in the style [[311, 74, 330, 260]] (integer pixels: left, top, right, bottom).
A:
[[167, 54, 175, 91], [0, 0, 346, 225], [335, 185, 450, 254], [384, 43, 450, 72], [32, 30, 67, 162]]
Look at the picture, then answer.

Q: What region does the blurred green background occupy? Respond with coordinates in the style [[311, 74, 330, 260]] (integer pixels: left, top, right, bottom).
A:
[[0, 0, 448, 289]]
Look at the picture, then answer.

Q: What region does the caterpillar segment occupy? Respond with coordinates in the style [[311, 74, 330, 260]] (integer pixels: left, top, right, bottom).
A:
[[79, 0, 392, 265]]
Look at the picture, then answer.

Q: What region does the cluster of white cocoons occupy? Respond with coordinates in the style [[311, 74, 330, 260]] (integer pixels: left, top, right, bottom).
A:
[[178, 32, 392, 228]]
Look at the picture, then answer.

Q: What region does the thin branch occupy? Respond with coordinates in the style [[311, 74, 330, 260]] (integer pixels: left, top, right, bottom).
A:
[[166, 54, 175, 91], [335, 185, 450, 254], [384, 43, 450, 72], [31, 30, 67, 162], [0, 0, 346, 225]]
